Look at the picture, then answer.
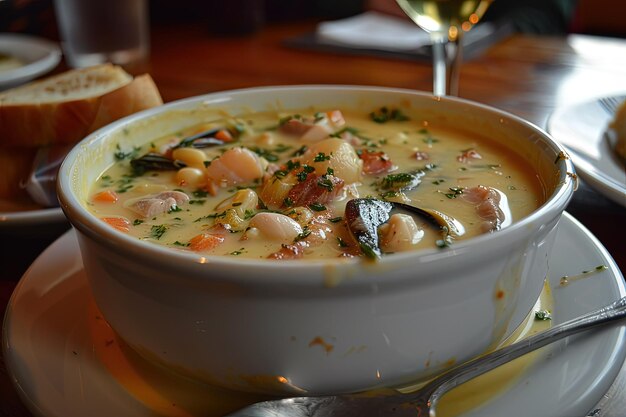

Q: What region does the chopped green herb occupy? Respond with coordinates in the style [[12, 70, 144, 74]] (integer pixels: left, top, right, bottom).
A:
[[308, 202, 327, 212], [444, 187, 464, 199], [295, 226, 311, 241], [248, 146, 279, 162], [313, 152, 331, 162], [336, 237, 349, 248], [317, 176, 335, 191], [132, 219, 144, 226], [291, 145, 308, 157], [230, 248, 246, 256], [329, 216, 343, 223], [534, 310, 552, 321], [172, 241, 190, 247], [150, 225, 168, 240], [369, 107, 410, 123], [330, 126, 360, 138], [114, 144, 142, 161]]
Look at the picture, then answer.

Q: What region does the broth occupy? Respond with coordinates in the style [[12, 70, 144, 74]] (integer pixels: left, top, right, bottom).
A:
[[86, 106, 544, 260]]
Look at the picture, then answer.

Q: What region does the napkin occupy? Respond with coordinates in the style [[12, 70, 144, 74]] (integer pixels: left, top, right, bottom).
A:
[[287, 11, 505, 61], [316, 11, 432, 52]]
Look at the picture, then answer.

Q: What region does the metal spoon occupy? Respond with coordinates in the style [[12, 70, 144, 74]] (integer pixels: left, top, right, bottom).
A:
[[226, 296, 626, 417]]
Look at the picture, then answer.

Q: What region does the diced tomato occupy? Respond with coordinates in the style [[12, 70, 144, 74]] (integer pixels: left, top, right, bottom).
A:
[[189, 233, 225, 252], [101, 217, 131, 233], [359, 150, 393, 175], [93, 190, 119, 203]]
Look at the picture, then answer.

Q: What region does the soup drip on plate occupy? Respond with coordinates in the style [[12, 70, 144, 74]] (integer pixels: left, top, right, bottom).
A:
[[87, 106, 543, 260]]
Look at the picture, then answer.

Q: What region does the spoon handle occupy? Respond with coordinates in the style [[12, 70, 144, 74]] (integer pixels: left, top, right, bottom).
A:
[[422, 296, 626, 410]]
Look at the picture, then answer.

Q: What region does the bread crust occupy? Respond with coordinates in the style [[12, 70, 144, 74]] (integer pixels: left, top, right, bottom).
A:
[[0, 66, 163, 203], [0, 73, 163, 147]]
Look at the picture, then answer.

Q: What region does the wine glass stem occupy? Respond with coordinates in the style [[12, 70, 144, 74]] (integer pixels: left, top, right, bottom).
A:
[[432, 33, 463, 96]]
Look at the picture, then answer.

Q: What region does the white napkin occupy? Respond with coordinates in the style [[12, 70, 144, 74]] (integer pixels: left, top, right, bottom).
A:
[[316, 11, 431, 52], [316, 11, 495, 53]]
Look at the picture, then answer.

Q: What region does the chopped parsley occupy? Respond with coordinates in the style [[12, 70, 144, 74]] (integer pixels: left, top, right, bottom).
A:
[[369, 107, 410, 123], [534, 310, 552, 321], [295, 226, 312, 241], [308, 202, 327, 212], [313, 152, 331, 162], [444, 187, 464, 199], [336, 237, 349, 248], [150, 225, 168, 240], [114, 144, 142, 161]]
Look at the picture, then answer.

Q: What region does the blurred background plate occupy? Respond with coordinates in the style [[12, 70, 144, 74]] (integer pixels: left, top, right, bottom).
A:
[[547, 95, 626, 208], [0, 33, 61, 90]]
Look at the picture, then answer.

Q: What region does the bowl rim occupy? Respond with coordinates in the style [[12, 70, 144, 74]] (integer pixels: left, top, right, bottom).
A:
[[57, 85, 576, 285]]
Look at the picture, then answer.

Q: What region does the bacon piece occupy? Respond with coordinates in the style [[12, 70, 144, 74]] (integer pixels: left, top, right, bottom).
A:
[[287, 174, 344, 207], [358, 150, 393, 175]]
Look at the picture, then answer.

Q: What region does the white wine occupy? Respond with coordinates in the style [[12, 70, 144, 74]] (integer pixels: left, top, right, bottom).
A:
[[396, 0, 492, 40]]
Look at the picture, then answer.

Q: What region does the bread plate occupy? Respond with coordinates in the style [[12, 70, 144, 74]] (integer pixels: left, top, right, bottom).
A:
[[0, 33, 61, 90]]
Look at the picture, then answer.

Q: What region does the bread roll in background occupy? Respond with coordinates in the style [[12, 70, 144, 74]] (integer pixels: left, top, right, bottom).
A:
[[0, 64, 163, 205], [610, 99, 626, 161]]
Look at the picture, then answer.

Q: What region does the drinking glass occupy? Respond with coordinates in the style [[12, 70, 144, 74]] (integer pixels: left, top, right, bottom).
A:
[[395, 0, 493, 96], [53, 0, 149, 73]]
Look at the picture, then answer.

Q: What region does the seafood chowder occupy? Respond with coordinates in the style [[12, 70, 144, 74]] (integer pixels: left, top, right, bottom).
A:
[[87, 106, 545, 260]]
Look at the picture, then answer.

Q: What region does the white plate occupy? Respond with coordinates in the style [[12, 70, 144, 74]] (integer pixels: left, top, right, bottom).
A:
[[0, 33, 61, 90], [3, 213, 626, 417], [547, 95, 626, 207], [0, 206, 67, 238]]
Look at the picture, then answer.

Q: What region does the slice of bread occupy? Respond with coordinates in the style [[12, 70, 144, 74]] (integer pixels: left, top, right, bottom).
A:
[[0, 64, 163, 203], [0, 63, 163, 147]]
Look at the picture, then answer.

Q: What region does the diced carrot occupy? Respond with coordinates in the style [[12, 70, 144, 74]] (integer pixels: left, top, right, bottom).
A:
[[326, 110, 345, 126], [101, 217, 131, 233], [93, 190, 119, 203], [215, 129, 233, 142], [189, 233, 225, 252]]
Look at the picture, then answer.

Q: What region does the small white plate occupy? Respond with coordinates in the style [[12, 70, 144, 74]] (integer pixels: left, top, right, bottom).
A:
[[0, 206, 67, 238], [3, 213, 626, 417], [0, 33, 61, 90], [547, 95, 626, 207]]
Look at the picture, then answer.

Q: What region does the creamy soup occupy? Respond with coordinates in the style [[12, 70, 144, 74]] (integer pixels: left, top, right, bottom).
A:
[[87, 106, 544, 260]]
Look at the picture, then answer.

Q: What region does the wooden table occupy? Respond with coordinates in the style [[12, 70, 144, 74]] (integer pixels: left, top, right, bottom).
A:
[[1, 19, 625, 417]]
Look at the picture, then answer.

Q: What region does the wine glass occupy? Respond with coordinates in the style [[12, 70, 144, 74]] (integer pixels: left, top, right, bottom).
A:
[[395, 0, 493, 96]]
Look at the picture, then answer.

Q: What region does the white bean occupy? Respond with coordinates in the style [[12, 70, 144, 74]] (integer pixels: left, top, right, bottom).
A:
[[176, 167, 206, 188], [248, 212, 303, 241], [172, 148, 208, 169]]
